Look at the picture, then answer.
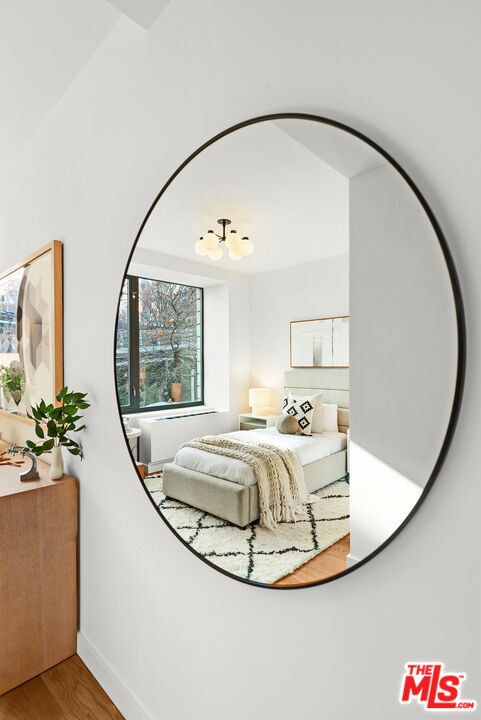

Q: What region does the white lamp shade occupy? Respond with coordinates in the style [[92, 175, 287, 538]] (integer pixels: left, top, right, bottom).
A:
[[194, 239, 208, 256], [229, 247, 243, 260], [240, 237, 253, 256], [248, 387, 272, 415], [226, 229, 238, 249], [203, 231, 218, 250], [208, 245, 223, 261]]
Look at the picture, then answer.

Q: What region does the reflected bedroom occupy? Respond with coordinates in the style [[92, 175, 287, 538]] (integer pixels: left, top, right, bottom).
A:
[[114, 115, 459, 588]]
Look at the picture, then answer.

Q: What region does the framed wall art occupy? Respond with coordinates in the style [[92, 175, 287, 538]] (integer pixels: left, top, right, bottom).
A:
[[290, 316, 349, 368], [0, 241, 63, 420]]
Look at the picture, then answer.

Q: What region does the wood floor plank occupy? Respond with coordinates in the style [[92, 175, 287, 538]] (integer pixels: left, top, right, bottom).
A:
[[43, 656, 125, 720], [273, 534, 350, 587], [0, 675, 64, 720], [0, 656, 124, 720]]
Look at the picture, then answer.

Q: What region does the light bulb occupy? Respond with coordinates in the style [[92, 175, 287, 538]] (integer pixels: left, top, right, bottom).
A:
[[226, 229, 238, 249], [229, 236, 242, 252], [240, 237, 253, 256], [229, 247, 242, 261], [208, 245, 223, 261], [195, 239, 208, 256], [203, 230, 218, 250]]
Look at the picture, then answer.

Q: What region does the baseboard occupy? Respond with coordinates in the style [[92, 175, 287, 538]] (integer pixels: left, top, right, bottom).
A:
[[77, 632, 153, 720], [345, 552, 360, 569]]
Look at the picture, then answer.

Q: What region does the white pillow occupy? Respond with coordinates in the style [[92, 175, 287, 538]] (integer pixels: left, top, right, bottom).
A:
[[322, 403, 338, 432], [283, 394, 317, 435], [287, 391, 324, 433]]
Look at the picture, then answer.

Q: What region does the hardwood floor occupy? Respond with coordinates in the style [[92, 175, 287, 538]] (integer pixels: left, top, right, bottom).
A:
[[273, 533, 350, 587], [0, 655, 124, 720]]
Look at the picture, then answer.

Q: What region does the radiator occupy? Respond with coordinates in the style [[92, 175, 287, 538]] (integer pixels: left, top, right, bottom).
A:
[[134, 410, 230, 473]]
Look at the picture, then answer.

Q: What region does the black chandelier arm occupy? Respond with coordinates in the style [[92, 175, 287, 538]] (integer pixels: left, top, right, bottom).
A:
[[217, 218, 230, 242]]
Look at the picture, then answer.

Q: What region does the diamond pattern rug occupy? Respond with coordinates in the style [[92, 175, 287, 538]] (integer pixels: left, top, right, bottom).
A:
[[145, 473, 349, 584]]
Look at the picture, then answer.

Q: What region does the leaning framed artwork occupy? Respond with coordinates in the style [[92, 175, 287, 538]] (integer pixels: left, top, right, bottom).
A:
[[0, 241, 63, 420], [290, 316, 349, 368]]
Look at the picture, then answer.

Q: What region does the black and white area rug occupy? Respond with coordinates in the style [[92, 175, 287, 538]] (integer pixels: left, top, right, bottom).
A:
[[145, 473, 350, 584]]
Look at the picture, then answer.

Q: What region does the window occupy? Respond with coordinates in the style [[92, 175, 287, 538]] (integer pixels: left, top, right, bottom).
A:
[[115, 275, 203, 412]]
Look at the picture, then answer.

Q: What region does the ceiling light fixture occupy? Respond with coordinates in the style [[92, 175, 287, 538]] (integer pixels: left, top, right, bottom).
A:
[[195, 218, 253, 261]]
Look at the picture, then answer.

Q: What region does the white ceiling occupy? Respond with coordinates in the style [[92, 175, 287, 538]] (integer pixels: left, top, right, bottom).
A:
[[134, 118, 387, 275], [0, 0, 168, 160], [275, 119, 385, 178], [1, 3, 387, 276]]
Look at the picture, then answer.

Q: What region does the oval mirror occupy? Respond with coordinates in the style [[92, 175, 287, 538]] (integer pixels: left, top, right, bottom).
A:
[[114, 114, 464, 589]]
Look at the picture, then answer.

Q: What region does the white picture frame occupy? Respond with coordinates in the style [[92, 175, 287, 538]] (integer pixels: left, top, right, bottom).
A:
[[290, 316, 349, 368]]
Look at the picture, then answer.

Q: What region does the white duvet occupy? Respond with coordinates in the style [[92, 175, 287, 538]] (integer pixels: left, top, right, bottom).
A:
[[173, 427, 347, 487]]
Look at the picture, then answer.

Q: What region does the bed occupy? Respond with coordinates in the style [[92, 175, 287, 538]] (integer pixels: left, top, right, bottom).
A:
[[162, 368, 349, 528]]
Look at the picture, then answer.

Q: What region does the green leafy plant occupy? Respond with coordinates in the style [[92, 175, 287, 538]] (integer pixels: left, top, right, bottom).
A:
[[26, 386, 90, 457], [0, 360, 25, 405]]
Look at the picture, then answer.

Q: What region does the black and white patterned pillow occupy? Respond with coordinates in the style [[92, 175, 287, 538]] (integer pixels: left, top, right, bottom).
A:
[[282, 395, 315, 435]]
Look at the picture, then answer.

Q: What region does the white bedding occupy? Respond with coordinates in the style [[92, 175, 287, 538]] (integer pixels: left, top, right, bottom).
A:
[[173, 427, 347, 487]]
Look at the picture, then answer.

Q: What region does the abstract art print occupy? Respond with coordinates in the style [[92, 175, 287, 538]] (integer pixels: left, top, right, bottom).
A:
[[290, 316, 349, 368], [0, 241, 63, 418]]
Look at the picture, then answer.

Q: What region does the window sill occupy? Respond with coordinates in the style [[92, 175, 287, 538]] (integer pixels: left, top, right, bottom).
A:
[[123, 406, 216, 422]]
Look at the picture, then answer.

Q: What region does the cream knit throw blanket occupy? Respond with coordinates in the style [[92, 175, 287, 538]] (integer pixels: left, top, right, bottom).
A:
[[182, 435, 312, 530]]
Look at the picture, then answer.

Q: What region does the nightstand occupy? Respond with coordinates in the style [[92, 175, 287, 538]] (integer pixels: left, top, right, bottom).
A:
[[239, 413, 278, 431], [125, 426, 142, 461]]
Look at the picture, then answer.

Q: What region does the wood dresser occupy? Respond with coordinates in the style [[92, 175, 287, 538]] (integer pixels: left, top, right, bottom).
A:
[[0, 441, 78, 695]]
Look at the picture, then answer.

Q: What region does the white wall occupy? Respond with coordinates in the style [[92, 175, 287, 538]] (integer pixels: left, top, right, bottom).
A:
[[250, 254, 349, 409], [0, 2, 479, 718], [349, 163, 459, 563]]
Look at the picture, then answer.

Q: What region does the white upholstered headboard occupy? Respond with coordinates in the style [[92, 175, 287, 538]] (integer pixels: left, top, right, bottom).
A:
[[284, 368, 349, 433]]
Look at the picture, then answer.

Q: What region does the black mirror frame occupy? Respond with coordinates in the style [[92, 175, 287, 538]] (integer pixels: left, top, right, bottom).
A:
[[114, 112, 466, 590]]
